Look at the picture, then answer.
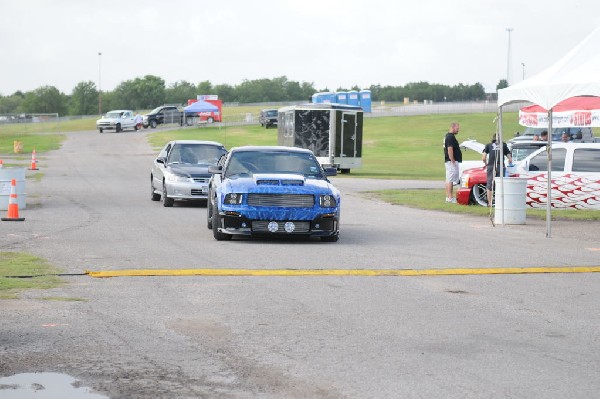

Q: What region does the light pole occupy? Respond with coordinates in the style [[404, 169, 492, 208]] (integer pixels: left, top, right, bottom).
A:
[[521, 62, 525, 80], [506, 28, 513, 85], [98, 52, 102, 115]]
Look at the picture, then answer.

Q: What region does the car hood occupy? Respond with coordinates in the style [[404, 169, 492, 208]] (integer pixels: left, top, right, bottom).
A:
[[167, 164, 211, 176], [225, 173, 338, 195], [460, 139, 485, 154]]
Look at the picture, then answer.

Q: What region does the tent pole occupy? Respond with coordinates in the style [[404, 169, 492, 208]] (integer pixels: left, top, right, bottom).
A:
[[546, 109, 553, 238], [498, 107, 504, 225]]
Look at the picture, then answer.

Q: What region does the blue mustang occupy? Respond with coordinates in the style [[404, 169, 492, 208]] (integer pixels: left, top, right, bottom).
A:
[[207, 146, 340, 241]]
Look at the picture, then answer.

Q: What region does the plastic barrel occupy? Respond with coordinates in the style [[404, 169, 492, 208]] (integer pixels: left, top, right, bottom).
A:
[[0, 168, 26, 210], [494, 177, 527, 224]]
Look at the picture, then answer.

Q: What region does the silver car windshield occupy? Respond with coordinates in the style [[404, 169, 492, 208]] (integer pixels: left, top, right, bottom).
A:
[[225, 151, 323, 178], [168, 144, 226, 165]]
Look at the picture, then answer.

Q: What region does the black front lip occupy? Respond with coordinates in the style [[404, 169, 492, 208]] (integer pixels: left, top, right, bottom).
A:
[[219, 214, 338, 236]]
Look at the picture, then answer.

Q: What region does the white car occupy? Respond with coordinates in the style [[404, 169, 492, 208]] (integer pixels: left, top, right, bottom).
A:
[[97, 110, 138, 133], [458, 140, 600, 208]]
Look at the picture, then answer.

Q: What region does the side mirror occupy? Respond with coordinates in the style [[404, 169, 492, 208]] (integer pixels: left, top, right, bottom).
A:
[[156, 157, 166, 165], [323, 167, 338, 176], [208, 165, 223, 174]]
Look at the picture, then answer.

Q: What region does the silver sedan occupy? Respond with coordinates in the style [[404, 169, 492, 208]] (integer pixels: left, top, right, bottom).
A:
[[151, 140, 226, 207]]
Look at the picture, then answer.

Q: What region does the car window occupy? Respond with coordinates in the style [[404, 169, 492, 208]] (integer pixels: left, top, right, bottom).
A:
[[511, 144, 546, 162], [528, 148, 566, 172], [572, 148, 600, 172], [225, 151, 323, 178]]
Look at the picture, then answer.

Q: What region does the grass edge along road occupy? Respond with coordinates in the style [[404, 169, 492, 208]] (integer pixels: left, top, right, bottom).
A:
[[0, 252, 63, 299], [368, 189, 600, 220]]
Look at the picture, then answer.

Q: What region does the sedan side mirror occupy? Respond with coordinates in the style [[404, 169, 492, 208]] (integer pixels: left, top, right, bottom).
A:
[[156, 157, 166, 165], [208, 165, 223, 174]]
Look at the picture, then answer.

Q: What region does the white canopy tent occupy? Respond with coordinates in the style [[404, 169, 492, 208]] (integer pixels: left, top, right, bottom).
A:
[[497, 27, 600, 237]]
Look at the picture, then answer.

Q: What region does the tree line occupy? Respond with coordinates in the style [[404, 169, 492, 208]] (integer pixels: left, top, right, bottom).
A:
[[0, 75, 488, 116]]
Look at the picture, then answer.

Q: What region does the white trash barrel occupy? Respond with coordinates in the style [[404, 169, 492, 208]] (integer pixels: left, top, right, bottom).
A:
[[494, 177, 527, 225], [0, 168, 26, 211]]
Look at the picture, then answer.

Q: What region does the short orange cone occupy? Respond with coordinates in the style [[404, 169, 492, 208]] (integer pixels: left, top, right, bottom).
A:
[[1, 179, 25, 221], [0, 159, 3, 168], [29, 149, 39, 170]]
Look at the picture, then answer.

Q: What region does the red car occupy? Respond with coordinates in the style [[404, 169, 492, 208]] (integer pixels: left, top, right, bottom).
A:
[[457, 141, 547, 206]]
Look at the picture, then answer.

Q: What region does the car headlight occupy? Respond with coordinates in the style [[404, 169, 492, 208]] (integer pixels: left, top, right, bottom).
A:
[[319, 194, 337, 207], [166, 172, 190, 182], [224, 193, 243, 205]]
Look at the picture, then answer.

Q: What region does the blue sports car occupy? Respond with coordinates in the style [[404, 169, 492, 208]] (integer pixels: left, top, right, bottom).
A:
[[207, 146, 340, 241]]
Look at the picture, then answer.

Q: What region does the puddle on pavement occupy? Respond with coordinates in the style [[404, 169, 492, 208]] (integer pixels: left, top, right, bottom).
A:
[[0, 372, 108, 399]]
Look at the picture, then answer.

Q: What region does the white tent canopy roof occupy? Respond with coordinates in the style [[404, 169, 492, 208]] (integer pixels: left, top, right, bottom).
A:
[[498, 27, 600, 108]]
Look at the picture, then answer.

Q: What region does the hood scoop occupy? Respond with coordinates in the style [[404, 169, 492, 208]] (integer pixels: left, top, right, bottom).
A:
[[254, 174, 305, 186]]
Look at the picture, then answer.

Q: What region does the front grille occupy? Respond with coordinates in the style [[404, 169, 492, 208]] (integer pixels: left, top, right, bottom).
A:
[[252, 221, 310, 233], [190, 189, 207, 196], [256, 179, 304, 186], [247, 194, 314, 207], [192, 177, 209, 183]]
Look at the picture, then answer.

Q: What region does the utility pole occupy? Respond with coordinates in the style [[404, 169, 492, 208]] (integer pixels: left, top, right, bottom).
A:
[[506, 28, 513, 85], [98, 52, 102, 115]]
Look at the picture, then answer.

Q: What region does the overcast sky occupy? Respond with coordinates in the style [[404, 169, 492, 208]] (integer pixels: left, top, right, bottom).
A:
[[1, 0, 600, 96]]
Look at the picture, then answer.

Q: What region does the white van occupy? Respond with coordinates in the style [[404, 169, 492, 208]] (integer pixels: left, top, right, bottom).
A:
[[509, 142, 600, 209]]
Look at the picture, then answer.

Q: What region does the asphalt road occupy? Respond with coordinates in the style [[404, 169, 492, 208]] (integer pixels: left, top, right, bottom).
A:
[[1, 129, 599, 398]]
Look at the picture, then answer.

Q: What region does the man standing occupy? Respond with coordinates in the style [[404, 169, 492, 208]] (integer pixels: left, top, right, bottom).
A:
[[443, 122, 462, 203], [482, 134, 513, 206]]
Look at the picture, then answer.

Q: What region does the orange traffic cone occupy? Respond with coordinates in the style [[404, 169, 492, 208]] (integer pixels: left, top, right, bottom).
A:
[[0, 159, 3, 168], [29, 149, 39, 170], [1, 179, 25, 221]]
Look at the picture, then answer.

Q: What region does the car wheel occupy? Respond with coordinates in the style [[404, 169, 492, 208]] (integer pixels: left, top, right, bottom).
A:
[[207, 195, 214, 229], [116, 123, 122, 133], [471, 183, 490, 206], [99, 128, 103, 133], [150, 177, 161, 201], [212, 211, 231, 241], [162, 182, 174, 207], [321, 234, 339, 242], [150, 120, 157, 129], [207, 117, 214, 123]]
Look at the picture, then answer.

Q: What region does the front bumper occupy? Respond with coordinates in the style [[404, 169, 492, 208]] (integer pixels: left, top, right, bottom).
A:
[[165, 181, 209, 200], [217, 208, 339, 237]]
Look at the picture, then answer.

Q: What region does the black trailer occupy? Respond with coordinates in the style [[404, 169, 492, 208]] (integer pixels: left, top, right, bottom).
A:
[[277, 103, 363, 173]]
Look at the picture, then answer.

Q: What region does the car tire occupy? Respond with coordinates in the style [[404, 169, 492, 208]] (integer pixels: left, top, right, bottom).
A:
[[207, 193, 214, 229], [162, 183, 174, 207], [321, 234, 339, 242], [471, 183, 489, 206], [212, 211, 231, 241], [150, 120, 157, 129], [150, 177, 161, 201], [116, 123, 122, 133], [99, 128, 103, 133], [207, 117, 214, 124]]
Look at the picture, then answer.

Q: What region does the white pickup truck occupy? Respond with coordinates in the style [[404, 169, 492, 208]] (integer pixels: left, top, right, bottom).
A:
[[96, 110, 138, 133]]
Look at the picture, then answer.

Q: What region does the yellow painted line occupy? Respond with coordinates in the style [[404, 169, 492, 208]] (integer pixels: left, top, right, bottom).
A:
[[86, 266, 600, 278]]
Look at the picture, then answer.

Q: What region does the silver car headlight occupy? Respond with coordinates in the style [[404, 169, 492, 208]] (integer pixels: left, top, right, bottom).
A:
[[166, 172, 190, 182], [319, 194, 337, 207], [224, 193, 243, 205]]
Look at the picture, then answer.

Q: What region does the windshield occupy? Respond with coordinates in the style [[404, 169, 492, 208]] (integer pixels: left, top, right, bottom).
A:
[[511, 144, 546, 162], [266, 110, 277, 117], [149, 106, 163, 114], [105, 112, 123, 118], [225, 151, 323, 178], [168, 144, 226, 165]]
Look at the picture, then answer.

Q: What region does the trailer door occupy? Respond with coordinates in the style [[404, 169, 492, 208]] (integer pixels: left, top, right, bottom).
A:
[[338, 112, 357, 158]]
